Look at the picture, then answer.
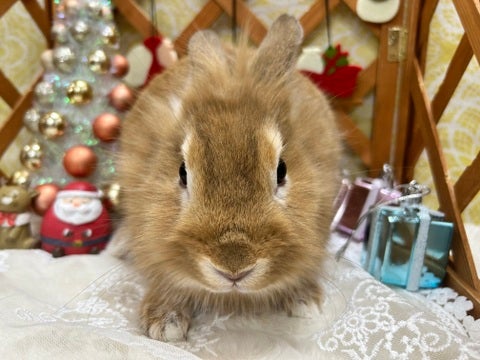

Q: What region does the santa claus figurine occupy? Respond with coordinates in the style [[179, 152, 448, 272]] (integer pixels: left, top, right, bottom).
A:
[[40, 181, 112, 257]]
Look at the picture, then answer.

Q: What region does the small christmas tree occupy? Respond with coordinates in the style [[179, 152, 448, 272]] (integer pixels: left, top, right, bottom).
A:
[[20, 0, 132, 213]]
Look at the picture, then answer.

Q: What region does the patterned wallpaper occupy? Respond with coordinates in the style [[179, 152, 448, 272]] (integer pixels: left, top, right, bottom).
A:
[[0, 1, 46, 174], [0, 0, 478, 233]]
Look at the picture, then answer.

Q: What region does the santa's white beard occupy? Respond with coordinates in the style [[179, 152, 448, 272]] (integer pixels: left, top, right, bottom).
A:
[[53, 198, 103, 225]]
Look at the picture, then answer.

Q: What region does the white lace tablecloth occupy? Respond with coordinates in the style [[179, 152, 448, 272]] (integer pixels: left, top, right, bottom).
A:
[[0, 237, 479, 359]]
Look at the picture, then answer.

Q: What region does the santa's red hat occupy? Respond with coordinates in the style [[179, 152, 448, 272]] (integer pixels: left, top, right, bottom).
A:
[[56, 181, 103, 199]]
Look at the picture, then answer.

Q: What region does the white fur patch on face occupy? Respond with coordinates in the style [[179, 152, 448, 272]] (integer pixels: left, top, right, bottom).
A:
[[264, 125, 289, 204], [275, 177, 290, 205], [264, 125, 283, 162], [181, 133, 191, 159], [168, 95, 183, 119], [179, 133, 193, 205]]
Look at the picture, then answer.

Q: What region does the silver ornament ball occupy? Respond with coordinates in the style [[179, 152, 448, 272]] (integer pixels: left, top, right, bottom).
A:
[[71, 20, 90, 42], [23, 108, 41, 133], [34, 81, 56, 105], [51, 22, 68, 44], [53, 46, 76, 73]]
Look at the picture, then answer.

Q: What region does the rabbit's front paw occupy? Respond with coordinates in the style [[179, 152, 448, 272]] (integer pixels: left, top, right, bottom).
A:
[[147, 311, 190, 341], [288, 299, 322, 318]]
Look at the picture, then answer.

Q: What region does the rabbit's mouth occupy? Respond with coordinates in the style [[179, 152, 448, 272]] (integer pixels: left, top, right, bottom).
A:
[[198, 258, 269, 293]]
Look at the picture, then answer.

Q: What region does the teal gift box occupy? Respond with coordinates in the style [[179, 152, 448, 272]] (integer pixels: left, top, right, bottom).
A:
[[363, 204, 453, 291]]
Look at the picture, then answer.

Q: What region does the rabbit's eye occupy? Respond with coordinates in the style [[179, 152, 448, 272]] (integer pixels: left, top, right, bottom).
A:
[[179, 162, 187, 187], [277, 158, 287, 185]]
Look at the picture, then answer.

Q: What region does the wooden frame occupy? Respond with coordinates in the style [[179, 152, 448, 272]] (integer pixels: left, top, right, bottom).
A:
[[114, 0, 399, 173], [0, 0, 478, 315], [403, 0, 480, 316]]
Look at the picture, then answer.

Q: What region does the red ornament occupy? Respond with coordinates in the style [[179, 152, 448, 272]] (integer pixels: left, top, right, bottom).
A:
[[92, 113, 121, 142], [110, 54, 129, 78], [40, 181, 111, 257], [63, 145, 97, 178], [301, 44, 362, 98], [109, 83, 134, 112], [32, 183, 60, 215]]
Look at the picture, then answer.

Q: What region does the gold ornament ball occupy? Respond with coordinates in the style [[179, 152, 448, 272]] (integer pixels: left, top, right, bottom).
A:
[[32, 183, 60, 215], [88, 49, 110, 74], [92, 113, 121, 142], [20, 142, 43, 171], [39, 111, 66, 138], [102, 182, 121, 210], [8, 170, 30, 186], [63, 145, 97, 178], [110, 54, 129, 78], [109, 83, 135, 111], [66, 80, 93, 105], [101, 24, 119, 46]]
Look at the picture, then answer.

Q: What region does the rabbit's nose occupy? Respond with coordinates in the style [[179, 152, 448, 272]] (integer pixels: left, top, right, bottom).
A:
[[216, 268, 254, 283]]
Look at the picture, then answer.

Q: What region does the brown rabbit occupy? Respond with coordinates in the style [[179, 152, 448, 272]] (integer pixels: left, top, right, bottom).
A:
[[117, 14, 341, 341]]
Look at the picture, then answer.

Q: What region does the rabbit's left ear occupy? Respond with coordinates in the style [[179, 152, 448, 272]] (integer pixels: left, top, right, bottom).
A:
[[251, 14, 303, 81], [188, 30, 228, 70]]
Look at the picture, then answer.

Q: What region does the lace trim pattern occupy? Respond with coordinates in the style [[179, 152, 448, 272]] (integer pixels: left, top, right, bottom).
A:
[[0, 250, 479, 359]]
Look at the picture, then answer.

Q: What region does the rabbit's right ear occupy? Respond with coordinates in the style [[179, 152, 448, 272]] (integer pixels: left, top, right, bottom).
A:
[[251, 14, 303, 82]]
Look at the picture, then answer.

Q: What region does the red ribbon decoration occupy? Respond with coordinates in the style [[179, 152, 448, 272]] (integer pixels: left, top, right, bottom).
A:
[[0, 211, 17, 226]]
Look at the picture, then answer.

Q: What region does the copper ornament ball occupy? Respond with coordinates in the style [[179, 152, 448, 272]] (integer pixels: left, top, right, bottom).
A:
[[63, 145, 97, 178], [109, 83, 134, 111], [32, 183, 60, 215], [92, 113, 121, 142], [110, 54, 129, 78]]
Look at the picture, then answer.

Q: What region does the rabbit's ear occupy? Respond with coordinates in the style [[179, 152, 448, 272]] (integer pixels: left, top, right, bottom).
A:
[[188, 30, 228, 69], [252, 14, 303, 81]]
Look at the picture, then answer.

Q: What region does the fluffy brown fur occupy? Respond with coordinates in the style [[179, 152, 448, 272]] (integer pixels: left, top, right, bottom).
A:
[[117, 15, 341, 341]]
